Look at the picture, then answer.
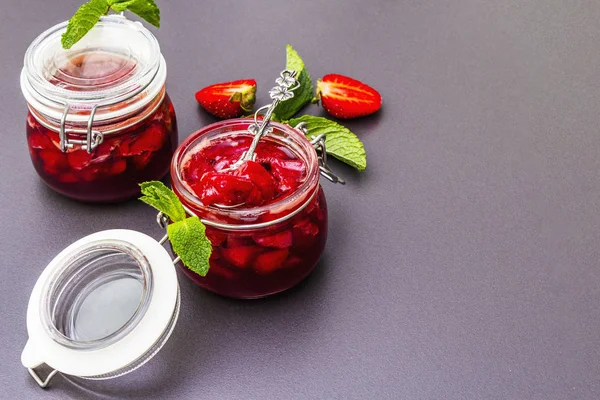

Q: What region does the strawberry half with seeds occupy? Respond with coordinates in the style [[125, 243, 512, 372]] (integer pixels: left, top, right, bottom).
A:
[[315, 74, 381, 119], [195, 79, 257, 119]]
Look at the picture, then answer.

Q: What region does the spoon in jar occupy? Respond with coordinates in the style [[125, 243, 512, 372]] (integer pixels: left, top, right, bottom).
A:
[[212, 70, 300, 209]]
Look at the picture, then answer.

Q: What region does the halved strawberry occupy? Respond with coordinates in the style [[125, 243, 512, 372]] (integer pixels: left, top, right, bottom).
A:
[[315, 74, 381, 119], [195, 79, 257, 119]]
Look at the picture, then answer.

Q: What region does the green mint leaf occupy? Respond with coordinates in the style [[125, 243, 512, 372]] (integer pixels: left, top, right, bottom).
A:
[[288, 115, 367, 171], [168, 217, 212, 277], [139, 181, 187, 222], [273, 45, 314, 121], [61, 0, 110, 49], [108, 0, 160, 27]]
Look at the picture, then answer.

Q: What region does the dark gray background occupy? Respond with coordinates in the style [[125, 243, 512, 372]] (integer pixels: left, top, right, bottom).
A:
[[2, 0, 600, 399]]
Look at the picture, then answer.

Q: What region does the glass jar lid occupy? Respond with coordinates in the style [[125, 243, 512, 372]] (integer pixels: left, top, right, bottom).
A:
[[22, 229, 179, 386], [21, 15, 166, 125]]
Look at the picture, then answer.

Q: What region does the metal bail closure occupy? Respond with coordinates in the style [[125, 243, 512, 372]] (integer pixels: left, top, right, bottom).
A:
[[59, 104, 104, 154], [294, 122, 346, 184], [22, 229, 180, 388]]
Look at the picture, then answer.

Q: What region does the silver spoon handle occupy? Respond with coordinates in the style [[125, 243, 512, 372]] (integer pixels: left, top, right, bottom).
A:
[[232, 70, 300, 168]]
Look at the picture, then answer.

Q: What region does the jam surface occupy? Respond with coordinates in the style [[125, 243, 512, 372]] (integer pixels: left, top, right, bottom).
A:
[[26, 53, 177, 203], [174, 128, 327, 299], [181, 135, 307, 208]]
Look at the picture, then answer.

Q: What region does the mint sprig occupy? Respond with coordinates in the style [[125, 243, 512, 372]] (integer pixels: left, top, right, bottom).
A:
[[139, 181, 186, 222], [288, 115, 367, 171], [109, 0, 160, 27], [139, 181, 212, 277], [273, 45, 313, 121], [267, 45, 368, 172], [62, 0, 160, 49], [167, 217, 212, 277]]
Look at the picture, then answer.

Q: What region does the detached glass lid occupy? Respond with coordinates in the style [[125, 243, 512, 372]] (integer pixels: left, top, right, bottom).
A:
[[22, 229, 179, 387]]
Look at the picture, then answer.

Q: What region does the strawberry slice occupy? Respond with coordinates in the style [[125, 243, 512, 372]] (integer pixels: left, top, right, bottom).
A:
[[126, 124, 166, 155], [222, 245, 261, 269], [316, 74, 382, 119], [193, 172, 257, 207], [195, 79, 257, 119], [131, 151, 154, 170], [205, 228, 227, 247], [38, 149, 69, 175], [28, 131, 54, 150], [253, 230, 293, 249], [292, 219, 320, 249], [108, 158, 127, 175], [253, 249, 289, 275], [207, 261, 236, 280], [233, 161, 275, 203], [58, 172, 79, 183]]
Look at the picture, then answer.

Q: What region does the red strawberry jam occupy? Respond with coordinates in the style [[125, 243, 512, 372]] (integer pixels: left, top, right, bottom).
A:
[[171, 121, 328, 298], [181, 135, 307, 207]]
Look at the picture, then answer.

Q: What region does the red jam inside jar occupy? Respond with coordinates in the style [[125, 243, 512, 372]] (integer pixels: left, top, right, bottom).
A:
[[21, 16, 177, 202], [171, 120, 328, 299], [181, 135, 307, 208]]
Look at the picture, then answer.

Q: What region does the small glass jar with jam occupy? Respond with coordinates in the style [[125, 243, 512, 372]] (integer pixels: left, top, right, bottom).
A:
[[21, 15, 177, 202], [169, 118, 343, 299]]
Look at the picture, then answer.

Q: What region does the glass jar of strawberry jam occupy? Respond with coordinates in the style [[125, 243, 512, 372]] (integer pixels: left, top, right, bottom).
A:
[[169, 119, 342, 299], [21, 15, 177, 202]]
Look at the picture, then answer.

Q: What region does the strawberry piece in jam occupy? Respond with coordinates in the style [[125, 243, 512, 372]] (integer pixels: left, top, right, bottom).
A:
[[194, 172, 260, 207], [292, 219, 320, 250], [253, 249, 289, 275], [222, 246, 261, 269], [252, 230, 293, 249], [28, 130, 56, 150], [125, 124, 166, 155], [38, 149, 68, 175], [232, 161, 275, 204], [269, 159, 306, 195], [131, 152, 154, 170]]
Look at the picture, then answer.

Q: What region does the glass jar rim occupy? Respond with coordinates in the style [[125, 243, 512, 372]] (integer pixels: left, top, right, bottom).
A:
[[21, 15, 165, 124], [170, 119, 320, 227]]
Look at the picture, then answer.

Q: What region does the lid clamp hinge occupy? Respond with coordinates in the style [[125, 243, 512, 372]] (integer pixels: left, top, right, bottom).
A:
[[28, 366, 58, 388], [157, 212, 181, 265], [294, 122, 345, 185], [59, 103, 104, 154]]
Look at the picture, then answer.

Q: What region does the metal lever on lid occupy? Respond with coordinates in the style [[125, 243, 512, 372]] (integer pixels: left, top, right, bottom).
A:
[[22, 340, 58, 388], [294, 122, 346, 185], [28, 368, 58, 389], [59, 104, 104, 153], [156, 212, 181, 265]]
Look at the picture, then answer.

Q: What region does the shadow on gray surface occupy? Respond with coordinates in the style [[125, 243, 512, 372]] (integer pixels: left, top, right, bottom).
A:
[[34, 256, 332, 399]]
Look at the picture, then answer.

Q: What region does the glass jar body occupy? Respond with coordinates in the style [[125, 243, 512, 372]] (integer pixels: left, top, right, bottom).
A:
[[177, 187, 327, 299], [171, 119, 327, 298], [26, 94, 177, 203]]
